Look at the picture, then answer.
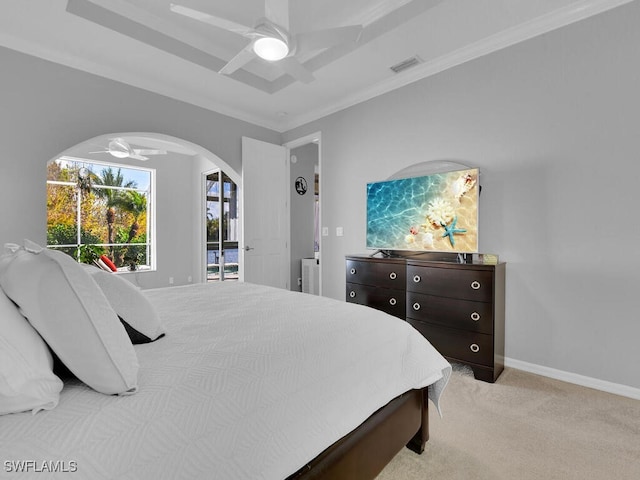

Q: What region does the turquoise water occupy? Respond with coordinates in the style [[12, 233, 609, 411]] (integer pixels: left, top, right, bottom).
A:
[[367, 175, 444, 249], [366, 169, 479, 252]]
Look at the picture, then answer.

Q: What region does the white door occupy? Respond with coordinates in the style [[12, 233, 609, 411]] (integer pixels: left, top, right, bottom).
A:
[[241, 137, 289, 289]]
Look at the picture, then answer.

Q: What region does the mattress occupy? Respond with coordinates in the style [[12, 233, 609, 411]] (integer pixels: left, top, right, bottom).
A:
[[0, 281, 451, 479]]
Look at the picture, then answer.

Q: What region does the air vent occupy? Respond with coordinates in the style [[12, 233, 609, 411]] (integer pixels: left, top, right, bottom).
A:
[[390, 56, 422, 74]]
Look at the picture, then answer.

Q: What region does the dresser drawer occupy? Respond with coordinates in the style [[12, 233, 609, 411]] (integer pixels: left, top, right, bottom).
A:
[[407, 264, 493, 302], [407, 320, 494, 366], [346, 259, 406, 289], [346, 283, 405, 319], [406, 292, 493, 334]]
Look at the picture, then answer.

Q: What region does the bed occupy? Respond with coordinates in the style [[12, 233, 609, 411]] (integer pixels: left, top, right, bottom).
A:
[[0, 243, 451, 480]]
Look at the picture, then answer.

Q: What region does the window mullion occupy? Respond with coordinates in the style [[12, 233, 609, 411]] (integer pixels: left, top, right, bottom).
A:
[[76, 187, 82, 259]]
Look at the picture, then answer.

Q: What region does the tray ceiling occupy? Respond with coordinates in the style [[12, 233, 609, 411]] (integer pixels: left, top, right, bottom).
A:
[[0, 0, 632, 131]]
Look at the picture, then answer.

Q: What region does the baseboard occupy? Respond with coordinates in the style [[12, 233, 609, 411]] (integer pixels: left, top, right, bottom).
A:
[[504, 357, 640, 401]]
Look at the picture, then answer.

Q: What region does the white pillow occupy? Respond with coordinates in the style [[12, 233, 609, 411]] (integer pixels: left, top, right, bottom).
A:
[[0, 288, 63, 415], [0, 241, 138, 395], [82, 265, 165, 344]]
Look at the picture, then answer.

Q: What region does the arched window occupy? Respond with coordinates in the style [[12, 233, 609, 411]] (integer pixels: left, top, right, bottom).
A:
[[205, 170, 239, 281], [46, 156, 154, 271]]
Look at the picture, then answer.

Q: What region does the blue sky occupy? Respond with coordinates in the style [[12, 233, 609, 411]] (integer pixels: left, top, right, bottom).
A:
[[56, 157, 151, 192]]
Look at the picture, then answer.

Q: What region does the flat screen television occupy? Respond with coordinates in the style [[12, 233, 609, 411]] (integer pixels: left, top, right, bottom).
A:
[[366, 168, 479, 253]]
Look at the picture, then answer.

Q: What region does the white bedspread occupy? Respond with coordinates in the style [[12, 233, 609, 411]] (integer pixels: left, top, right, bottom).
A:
[[0, 282, 450, 479]]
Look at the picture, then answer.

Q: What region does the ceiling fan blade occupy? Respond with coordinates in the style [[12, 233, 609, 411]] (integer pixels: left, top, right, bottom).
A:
[[129, 154, 149, 161], [264, 0, 289, 30], [133, 149, 167, 156], [279, 57, 315, 84], [169, 3, 256, 37], [88, 151, 109, 154], [295, 25, 363, 53], [219, 45, 257, 75]]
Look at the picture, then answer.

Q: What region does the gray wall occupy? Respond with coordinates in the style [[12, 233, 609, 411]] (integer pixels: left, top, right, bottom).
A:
[[0, 46, 280, 288], [2, 3, 639, 391], [284, 3, 640, 389], [289, 143, 318, 291]]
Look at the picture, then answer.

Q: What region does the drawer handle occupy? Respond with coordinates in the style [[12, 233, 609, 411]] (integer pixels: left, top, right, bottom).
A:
[[412, 302, 421, 311], [470, 312, 480, 322], [471, 280, 481, 290], [349, 291, 356, 298], [413, 275, 421, 283], [470, 343, 480, 353], [389, 298, 397, 306], [389, 272, 397, 280], [350, 268, 356, 275]]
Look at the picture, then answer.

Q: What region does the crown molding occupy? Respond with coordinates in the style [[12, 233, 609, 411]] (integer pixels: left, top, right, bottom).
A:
[[2, 0, 633, 133], [0, 31, 282, 131], [281, 0, 636, 132]]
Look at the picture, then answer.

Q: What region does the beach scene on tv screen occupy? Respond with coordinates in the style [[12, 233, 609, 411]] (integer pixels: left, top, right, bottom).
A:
[[367, 168, 479, 253]]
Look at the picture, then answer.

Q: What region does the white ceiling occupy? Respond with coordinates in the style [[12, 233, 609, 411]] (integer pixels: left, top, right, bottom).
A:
[[0, 0, 632, 132]]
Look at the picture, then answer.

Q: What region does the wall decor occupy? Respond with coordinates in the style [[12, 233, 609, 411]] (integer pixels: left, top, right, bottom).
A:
[[295, 176, 308, 195]]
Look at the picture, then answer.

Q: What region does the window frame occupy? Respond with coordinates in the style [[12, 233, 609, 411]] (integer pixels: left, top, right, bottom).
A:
[[206, 170, 239, 281], [46, 155, 156, 272]]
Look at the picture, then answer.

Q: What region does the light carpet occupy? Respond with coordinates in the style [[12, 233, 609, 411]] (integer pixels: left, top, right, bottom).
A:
[[377, 364, 640, 480]]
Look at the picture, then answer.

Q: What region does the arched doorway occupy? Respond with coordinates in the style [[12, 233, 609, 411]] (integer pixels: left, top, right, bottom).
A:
[[46, 132, 239, 288]]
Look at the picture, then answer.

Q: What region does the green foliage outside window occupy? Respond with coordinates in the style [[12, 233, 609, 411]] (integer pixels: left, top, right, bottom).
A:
[[46, 159, 152, 269]]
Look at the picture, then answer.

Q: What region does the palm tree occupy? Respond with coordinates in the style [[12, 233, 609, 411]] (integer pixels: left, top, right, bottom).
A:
[[111, 190, 148, 268], [113, 191, 147, 243], [92, 167, 137, 255]]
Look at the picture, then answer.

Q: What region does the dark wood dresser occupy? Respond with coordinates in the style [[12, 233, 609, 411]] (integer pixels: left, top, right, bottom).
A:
[[346, 254, 505, 382]]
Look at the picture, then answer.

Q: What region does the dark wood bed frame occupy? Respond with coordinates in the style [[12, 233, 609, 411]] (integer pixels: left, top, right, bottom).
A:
[[287, 387, 429, 480]]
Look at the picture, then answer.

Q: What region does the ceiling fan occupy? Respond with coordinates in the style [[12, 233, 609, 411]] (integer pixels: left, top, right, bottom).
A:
[[169, 1, 363, 84], [90, 138, 167, 161]]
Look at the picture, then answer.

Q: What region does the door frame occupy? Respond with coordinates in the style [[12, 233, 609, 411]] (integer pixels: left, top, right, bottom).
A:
[[202, 168, 240, 282], [199, 165, 242, 283], [283, 131, 322, 296]]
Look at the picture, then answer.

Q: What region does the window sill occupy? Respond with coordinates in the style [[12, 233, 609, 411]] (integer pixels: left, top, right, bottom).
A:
[[116, 266, 155, 274]]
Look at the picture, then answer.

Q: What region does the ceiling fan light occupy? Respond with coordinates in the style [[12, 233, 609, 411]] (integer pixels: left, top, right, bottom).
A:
[[108, 138, 131, 158], [253, 37, 289, 61]]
